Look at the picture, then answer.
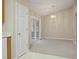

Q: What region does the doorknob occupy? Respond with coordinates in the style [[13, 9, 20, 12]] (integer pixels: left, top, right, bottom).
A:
[[18, 33, 21, 35]]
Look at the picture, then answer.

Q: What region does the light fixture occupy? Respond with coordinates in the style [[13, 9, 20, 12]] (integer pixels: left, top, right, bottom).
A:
[[50, 15, 56, 19]]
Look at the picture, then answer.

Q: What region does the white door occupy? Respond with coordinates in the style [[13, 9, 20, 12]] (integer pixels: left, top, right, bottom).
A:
[[14, 2, 29, 58]]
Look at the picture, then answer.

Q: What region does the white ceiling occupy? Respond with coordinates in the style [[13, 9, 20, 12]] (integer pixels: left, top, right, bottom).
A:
[[20, 0, 74, 16]]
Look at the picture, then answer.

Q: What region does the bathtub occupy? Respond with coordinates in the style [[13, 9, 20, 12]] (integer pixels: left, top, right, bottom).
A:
[[19, 52, 71, 59]]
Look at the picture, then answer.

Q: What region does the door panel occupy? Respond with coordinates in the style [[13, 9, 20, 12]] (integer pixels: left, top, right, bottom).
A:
[[14, 2, 28, 58]]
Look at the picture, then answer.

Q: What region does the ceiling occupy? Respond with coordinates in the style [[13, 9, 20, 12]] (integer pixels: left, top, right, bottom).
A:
[[20, 0, 74, 16]]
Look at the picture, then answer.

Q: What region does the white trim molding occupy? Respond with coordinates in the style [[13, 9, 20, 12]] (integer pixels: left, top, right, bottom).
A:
[[42, 36, 73, 40]]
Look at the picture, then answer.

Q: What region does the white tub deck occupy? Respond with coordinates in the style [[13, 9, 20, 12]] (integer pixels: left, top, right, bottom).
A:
[[19, 52, 71, 59]]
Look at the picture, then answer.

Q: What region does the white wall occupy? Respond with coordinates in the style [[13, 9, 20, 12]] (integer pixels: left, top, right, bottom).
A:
[[41, 7, 74, 40]]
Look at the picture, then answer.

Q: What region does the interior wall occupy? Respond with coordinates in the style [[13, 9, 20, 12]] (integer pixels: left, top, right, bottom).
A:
[[41, 7, 74, 40]]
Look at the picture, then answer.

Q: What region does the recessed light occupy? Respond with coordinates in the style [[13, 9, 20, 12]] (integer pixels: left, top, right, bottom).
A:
[[50, 15, 56, 18]]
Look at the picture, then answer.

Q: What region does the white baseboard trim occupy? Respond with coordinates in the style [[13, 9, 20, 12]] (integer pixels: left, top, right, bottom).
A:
[[42, 37, 73, 40]]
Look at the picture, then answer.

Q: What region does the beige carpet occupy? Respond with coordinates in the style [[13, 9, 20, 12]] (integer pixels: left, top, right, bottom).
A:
[[20, 52, 71, 59], [30, 39, 77, 59]]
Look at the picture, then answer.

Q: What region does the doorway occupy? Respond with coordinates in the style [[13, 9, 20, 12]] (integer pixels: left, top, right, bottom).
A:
[[31, 16, 41, 45]]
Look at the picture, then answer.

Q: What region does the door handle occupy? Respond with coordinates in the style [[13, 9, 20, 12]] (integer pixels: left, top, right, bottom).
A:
[[18, 33, 21, 35]]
